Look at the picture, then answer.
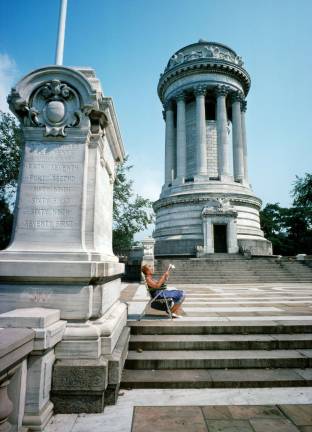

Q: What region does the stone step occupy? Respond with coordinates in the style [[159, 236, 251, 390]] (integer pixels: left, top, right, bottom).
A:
[[129, 334, 312, 351], [125, 349, 312, 369], [128, 321, 312, 335], [121, 367, 312, 389]]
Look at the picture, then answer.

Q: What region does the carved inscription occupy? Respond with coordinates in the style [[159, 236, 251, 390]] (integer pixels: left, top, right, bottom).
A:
[[17, 141, 84, 232]]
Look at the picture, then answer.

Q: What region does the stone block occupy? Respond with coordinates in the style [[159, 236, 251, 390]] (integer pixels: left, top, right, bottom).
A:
[[52, 358, 108, 392], [0, 308, 60, 328], [33, 320, 66, 351], [51, 358, 107, 414], [54, 322, 101, 360]]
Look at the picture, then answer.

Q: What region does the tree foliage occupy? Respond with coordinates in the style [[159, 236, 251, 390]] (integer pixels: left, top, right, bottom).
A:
[[0, 111, 23, 249], [260, 173, 312, 255], [113, 157, 154, 254]]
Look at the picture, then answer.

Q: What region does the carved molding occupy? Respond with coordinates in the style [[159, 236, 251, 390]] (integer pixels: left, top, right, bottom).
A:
[[153, 193, 262, 212], [158, 61, 250, 102], [166, 43, 244, 72], [8, 79, 82, 137], [201, 197, 237, 217]]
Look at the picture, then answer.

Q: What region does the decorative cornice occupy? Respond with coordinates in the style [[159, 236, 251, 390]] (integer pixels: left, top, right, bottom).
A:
[[158, 59, 250, 103], [153, 193, 262, 212]]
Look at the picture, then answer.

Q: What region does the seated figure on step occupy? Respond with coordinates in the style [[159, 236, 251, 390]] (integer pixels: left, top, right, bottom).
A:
[[141, 264, 185, 317]]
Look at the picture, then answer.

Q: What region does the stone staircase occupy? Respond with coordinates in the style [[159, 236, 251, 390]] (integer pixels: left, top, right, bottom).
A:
[[153, 256, 312, 284], [121, 321, 312, 389]]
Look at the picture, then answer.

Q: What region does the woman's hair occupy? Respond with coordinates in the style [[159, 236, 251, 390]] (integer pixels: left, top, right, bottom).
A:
[[141, 264, 150, 275]]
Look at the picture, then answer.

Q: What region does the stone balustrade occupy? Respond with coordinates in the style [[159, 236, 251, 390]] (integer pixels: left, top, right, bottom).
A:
[[0, 308, 66, 431]]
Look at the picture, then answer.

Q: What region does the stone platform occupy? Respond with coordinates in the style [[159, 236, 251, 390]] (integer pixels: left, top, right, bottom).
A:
[[44, 281, 312, 431]]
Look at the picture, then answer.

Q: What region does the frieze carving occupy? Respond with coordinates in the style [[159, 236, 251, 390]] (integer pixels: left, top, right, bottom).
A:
[[202, 197, 237, 217], [166, 43, 244, 71], [8, 79, 82, 137]]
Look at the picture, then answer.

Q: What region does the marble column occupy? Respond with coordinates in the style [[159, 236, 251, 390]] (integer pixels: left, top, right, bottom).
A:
[[241, 100, 249, 183], [195, 85, 207, 176], [164, 100, 175, 185], [231, 92, 244, 182], [175, 92, 186, 182], [216, 85, 230, 178]]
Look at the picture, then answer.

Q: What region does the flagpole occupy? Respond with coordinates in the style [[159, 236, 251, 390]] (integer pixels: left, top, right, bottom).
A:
[[55, 0, 68, 65]]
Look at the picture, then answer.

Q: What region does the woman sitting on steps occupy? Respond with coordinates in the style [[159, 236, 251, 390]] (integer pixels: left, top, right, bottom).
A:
[[141, 264, 185, 318]]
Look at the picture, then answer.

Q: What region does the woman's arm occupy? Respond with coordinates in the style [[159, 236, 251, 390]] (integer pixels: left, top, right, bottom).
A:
[[146, 271, 169, 290]]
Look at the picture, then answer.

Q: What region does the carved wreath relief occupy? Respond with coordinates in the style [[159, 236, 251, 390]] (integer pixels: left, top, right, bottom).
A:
[[8, 79, 81, 137]]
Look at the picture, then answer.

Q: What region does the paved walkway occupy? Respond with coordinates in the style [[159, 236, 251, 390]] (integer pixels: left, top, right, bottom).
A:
[[45, 282, 312, 432], [124, 282, 312, 321]]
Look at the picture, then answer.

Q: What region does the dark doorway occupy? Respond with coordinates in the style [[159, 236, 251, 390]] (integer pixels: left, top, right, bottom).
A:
[[213, 224, 227, 253]]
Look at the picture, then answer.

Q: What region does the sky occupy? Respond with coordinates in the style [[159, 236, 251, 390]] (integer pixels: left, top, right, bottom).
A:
[[0, 0, 311, 239]]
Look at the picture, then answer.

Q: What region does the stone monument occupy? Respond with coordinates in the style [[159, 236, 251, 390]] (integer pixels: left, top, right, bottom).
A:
[[0, 65, 128, 414], [153, 40, 272, 256]]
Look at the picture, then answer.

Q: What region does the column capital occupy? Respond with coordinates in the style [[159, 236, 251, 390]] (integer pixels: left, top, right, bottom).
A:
[[231, 91, 244, 103], [241, 100, 247, 112], [215, 85, 230, 97], [194, 85, 206, 96], [174, 91, 186, 102], [163, 99, 174, 111]]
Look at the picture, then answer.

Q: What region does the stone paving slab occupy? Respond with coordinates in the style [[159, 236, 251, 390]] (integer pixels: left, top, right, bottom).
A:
[[131, 405, 312, 431]]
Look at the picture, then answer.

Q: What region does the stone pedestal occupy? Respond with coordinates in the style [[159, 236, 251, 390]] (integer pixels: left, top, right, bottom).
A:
[[0, 65, 128, 413]]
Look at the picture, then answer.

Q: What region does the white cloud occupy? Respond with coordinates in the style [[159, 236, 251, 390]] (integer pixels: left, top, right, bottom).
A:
[[0, 53, 18, 112]]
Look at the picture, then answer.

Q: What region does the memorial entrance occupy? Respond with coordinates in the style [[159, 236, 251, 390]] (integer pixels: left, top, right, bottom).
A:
[[213, 224, 227, 253]]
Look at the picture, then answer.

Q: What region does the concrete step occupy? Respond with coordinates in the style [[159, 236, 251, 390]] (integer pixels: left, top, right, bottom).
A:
[[125, 349, 312, 369], [128, 321, 312, 335], [121, 367, 312, 389], [129, 334, 312, 351]]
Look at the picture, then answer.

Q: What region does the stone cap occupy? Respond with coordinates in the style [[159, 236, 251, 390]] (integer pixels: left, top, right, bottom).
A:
[[0, 308, 60, 328], [0, 328, 34, 374]]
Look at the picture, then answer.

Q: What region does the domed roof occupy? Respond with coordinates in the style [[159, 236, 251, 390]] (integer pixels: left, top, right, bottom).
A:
[[165, 40, 244, 71], [158, 40, 250, 102]]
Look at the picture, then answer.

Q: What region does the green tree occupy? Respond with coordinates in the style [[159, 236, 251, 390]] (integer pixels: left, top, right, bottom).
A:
[[260, 173, 312, 255], [0, 111, 23, 249], [113, 157, 154, 254], [292, 173, 312, 207]]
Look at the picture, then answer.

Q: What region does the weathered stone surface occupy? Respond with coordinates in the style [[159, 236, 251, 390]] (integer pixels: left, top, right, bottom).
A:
[[51, 394, 105, 414], [52, 358, 108, 391], [132, 406, 207, 432]]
